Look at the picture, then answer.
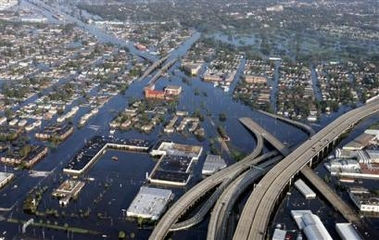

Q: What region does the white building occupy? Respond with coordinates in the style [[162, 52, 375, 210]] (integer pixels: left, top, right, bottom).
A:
[[0, 172, 14, 189], [0, 0, 18, 11], [291, 210, 332, 240], [202, 154, 227, 175], [364, 129, 379, 139], [0, 117, 7, 125], [294, 179, 316, 199], [349, 187, 379, 213], [335, 223, 362, 240], [127, 187, 173, 220], [366, 150, 379, 163], [325, 159, 361, 175], [272, 228, 286, 240]]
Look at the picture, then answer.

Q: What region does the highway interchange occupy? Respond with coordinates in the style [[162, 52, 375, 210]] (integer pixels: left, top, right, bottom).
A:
[[233, 99, 379, 240], [149, 99, 379, 240]]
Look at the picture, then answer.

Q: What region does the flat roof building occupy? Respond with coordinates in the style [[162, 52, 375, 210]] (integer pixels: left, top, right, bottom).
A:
[[0, 172, 14, 189], [291, 210, 332, 240], [202, 154, 227, 176], [366, 150, 379, 163], [127, 187, 173, 220], [164, 85, 182, 96], [149, 141, 203, 186], [294, 179, 316, 199], [349, 187, 379, 213], [151, 141, 203, 160], [182, 62, 202, 76], [52, 179, 85, 206], [272, 229, 286, 240], [335, 223, 362, 240], [343, 133, 376, 151]]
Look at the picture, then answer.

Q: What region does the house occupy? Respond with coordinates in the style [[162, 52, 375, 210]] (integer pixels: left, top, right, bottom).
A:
[[144, 89, 165, 100], [164, 85, 182, 96]]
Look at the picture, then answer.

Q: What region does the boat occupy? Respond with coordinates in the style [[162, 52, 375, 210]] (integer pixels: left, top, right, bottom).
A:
[[112, 156, 118, 161]]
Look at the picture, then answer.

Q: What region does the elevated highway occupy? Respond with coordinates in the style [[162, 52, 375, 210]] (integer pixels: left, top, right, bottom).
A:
[[147, 59, 177, 87], [169, 179, 231, 231], [150, 114, 290, 239], [207, 116, 293, 240], [207, 116, 314, 240], [239, 117, 290, 156], [258, 110, 316, 136], [149, 117, 265, 238], [139, 55, 169, 81], [207, 156, 283, 240], [301, 166, 360, 222], [148, 150, 277, 240], [233, 100, 379, 240]]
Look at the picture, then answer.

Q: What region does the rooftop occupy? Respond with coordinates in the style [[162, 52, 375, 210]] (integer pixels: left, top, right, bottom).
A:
[[0, 172, 14, 183], [127, 187, 173, 220], [202, 154, 227, 175]]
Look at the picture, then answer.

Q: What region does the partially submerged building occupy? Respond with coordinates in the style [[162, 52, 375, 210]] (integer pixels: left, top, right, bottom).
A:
[[0, 172, 14, 189], [335, 223, 362, 240], [52, 179, 85, 206], [149, 141, 203, 186], [127, 186, 173, 220], [294, 179, 316, 199], [349, 187, 379, 213], [63, 136, 150, 175], [291, 210, 332, 240], [343, 133, 376, 151], [202, 154, 227, 176]]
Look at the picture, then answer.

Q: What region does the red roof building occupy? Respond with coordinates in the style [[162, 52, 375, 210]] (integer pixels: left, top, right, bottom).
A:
[[144, 88, 165, 99]]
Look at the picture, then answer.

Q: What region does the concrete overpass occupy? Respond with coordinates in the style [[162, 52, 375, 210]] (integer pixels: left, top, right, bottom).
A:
[[206, 115, 315, 240], [148, 150, 277, 239], [139, 55, 169, 81], [149, 125, 270, 240], [239, 117, 290, 156], [207, 117, 293, 240], [169, 179, 232, 231], [301, 166, 360, 222], [147, 59, 177, 87], [233, 100, 379, 240], [206, 156, 283, 240], [258, 110, 316, 136], [150, 114, 289, 239], [149, 130, 278, 240]]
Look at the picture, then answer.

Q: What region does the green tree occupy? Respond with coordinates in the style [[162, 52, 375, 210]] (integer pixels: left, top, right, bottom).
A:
[[118, 231, 126, 239]]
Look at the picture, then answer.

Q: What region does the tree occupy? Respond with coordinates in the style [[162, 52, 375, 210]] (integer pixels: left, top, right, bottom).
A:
[[219, 113, 227, 122], [118, 231, 126, 239]]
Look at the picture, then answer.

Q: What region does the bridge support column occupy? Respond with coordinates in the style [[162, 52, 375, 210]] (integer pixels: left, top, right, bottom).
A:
[[289, 175, 294, 186]]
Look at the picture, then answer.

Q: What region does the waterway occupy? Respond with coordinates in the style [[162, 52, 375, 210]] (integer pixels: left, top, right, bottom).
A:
[[1, 4, 376, 239], [0, 50, 310, 240]]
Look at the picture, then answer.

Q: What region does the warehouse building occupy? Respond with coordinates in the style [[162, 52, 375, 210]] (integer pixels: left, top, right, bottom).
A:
[[291, 210, 332, 240], [202, 154, 227, 176], [343, 133, 376, 150], [349, 187, 379, 213], [127, 187, 173, 220], [335, 223, 362, 240], [0, 172, 14, 189], [294, 179, 316, 199]]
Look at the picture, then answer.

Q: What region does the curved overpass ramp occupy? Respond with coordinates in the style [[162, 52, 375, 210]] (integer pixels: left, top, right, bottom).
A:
[[258, 110, 316, 136], [148, 151, 276, 240], [149, 118, 266, 240], [233, 100, 379, 240], [206, 155, 282, 240]]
